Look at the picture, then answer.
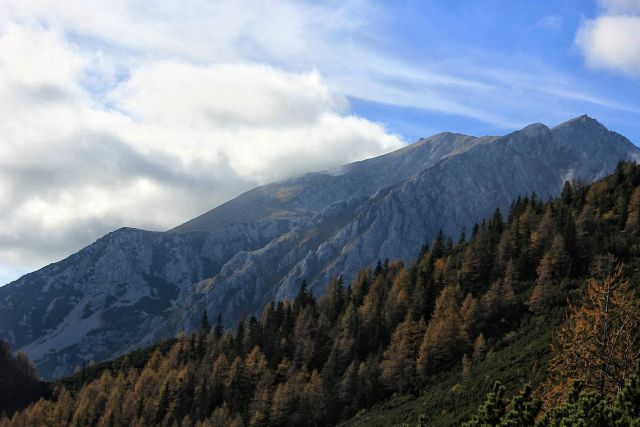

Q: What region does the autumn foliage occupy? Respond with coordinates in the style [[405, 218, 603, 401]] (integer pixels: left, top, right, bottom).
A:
[[4, 162, 640, 426], [548, 256, 640, 399]]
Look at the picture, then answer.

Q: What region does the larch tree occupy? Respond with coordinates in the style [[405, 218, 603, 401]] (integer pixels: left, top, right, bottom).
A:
[[548, 256, 640, 398], [417, 286, 464, 375], [380, 316, 425, 392], [528, 234, 568, 315]]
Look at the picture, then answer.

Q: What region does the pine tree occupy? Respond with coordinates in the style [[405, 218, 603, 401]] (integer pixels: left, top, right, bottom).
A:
[[432, 229, 446, 259], [538, 380, 611, 426], [462, 382, 506, 426], [200, 310, 210, 334], [614, 361, 640, 423], [351, 271, 370, 307], [458, 227, 467, 245], [9, 162, 640, 427], [501, 384, 540, 426], [491, 207, 505, 235], [321, 276, 345, 323], [374, 259, 384, 276], [295, 279, 315, 312], [561, 180, 573, 206], [214, 312, 224, 340]]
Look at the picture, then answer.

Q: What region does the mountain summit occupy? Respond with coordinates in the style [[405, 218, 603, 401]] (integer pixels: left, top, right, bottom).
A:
[[1, 116, 638, 379]]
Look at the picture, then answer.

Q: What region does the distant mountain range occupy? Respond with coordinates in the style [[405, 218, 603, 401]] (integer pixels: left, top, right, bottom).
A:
[[1, 115, 638, 379]]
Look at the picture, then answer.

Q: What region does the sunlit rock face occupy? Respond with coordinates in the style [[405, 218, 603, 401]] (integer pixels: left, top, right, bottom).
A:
[[1, 115, 638, 379]]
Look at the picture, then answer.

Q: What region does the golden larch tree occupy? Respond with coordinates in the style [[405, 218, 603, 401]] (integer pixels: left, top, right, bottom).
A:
[[548, 256, 640, 399]]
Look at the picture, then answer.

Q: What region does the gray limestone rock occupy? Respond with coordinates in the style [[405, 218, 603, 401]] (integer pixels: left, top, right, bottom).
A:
[[1, 115, 637, 379]]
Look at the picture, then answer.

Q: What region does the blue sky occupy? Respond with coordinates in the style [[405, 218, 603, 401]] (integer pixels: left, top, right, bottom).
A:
[[345, 0, 639, 142], [0, 0, 639, 285]]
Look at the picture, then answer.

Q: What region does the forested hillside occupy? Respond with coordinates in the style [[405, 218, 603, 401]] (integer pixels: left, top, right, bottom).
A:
[[0, 340, 48, 417], [4, 162, 640, 426], [5, 116, 637, 381]]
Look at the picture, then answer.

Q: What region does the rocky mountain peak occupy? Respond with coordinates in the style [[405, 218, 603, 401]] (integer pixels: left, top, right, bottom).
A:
[[1, 116, 638, 379], [553, 114, 604, 131], [512, 122, 551, 139]]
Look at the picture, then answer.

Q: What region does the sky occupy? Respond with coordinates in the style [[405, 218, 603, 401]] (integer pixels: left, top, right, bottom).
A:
[[1, 0, 640, 285]]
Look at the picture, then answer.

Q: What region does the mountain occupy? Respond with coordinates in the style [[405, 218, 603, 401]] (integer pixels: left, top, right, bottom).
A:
[[0, 115, 638, 379], [6, 160, 640, 426]]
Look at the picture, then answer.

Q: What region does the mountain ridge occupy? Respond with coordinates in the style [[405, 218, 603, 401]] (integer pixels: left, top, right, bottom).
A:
[[1, 115, 638, 379], [169, 131, 488, 234], [7, 160, 640, 425]]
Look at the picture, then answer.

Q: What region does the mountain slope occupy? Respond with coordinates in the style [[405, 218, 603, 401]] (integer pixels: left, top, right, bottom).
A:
[[171, 131, 486, 233], [190, 117, 640, 320], [0, 115, 638, 379], [6, 161, 640, 426]]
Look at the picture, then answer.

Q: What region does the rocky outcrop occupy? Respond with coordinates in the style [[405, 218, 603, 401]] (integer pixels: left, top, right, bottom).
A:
[[0, 115, 637, 379]]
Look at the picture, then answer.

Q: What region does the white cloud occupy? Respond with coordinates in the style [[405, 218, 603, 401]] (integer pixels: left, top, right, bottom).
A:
[[576, 1, 640, 75], [110, 61, 401, 183], [0, 0, 638, 283], [0, 22, 402, 280]]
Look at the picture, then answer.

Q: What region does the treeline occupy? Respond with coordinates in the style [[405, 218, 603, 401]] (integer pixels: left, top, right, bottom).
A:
[[3, 162, 640, 426]]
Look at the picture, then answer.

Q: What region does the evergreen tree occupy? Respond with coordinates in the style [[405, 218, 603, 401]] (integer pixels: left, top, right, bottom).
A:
[[214, 312, 224, 340], [200, 310, 210, 334], [501, 385, 540, 426], [462, 382, 506, 426], [614, 362, 640, 423], [432, 229, 446, 259], [7, 162, 640, 427]]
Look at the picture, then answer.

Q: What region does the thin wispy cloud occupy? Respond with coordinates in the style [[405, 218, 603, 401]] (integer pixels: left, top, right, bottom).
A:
[[536, 15, 564, 32]]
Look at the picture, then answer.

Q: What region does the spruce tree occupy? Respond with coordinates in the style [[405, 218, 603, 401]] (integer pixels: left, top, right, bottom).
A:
[[199, 310, 210, 334], [215, 312, 224, 340]]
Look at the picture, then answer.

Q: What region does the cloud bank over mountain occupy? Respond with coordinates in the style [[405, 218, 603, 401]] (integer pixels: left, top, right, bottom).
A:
[[1, 0, 639, 285], [0, 19, 402, 280]]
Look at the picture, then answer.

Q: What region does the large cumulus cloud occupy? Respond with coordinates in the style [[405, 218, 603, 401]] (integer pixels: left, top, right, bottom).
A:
[[2, 0, 639, 284], [0, 22, 402, 280], [576, 0, 640, 76]]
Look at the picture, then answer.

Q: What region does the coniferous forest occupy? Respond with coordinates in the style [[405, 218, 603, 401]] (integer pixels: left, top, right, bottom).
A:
[[4, 162, 640, 426]]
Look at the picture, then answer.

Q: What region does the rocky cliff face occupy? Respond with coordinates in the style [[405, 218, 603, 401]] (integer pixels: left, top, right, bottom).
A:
[[1, 115, 637, 379]]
